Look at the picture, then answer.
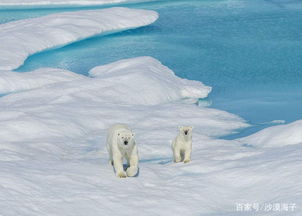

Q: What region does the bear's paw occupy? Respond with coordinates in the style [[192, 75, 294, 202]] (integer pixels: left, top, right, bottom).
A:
[[117, 171, 127, 178], [126, 166, 138, 177]]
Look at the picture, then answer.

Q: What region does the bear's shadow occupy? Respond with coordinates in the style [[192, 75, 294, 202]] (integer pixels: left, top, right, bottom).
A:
[[140, 157, 172, 165]]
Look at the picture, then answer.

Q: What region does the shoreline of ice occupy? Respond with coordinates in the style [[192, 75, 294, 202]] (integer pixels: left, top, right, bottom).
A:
[[0, 7, 158, 70]]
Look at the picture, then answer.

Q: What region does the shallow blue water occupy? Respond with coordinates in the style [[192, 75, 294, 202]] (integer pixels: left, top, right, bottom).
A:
[[1, 0, 302, 138]]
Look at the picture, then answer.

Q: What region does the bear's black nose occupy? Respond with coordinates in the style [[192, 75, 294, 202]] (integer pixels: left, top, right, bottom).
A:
[[184, 131, 188, 135], [124, 141, 128, 145]]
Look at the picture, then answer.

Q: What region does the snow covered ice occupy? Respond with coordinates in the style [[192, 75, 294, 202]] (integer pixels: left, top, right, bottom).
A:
[[0, 68, 84, 94], [238, 120, 302, 148], [1, 55, 301, 215], [0, 56, 250, 215], [0, 1, 302, 216], [89, 56, 212, 104]]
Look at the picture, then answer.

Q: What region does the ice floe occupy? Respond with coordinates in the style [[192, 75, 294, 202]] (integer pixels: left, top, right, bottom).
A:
[[0, 7, 158, 70]]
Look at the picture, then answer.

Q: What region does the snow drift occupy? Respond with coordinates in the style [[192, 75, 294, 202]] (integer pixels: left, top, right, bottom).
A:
[[0, 57, 211, 105], [0, 7, 158, 70], [238, 120, 302, 147], [89, 56, 212, 103]]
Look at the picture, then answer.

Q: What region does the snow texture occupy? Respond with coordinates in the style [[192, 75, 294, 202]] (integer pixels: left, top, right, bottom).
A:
[[0, 7, 158, 70], [0, 68, 85, 94], [0, 57, 257, 216]]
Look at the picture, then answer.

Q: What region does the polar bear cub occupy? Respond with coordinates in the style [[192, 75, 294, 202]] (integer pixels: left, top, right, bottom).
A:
[[172, 126, 193, 163], [107, 124, 139, 178]]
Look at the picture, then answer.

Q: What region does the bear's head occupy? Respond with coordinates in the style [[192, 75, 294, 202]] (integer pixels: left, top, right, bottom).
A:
[[117, 130, 135, 148], [179, 126, 193, 137]]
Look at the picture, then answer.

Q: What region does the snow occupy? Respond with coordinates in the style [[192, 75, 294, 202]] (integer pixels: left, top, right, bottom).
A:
[[238, 120, 302, 148], [1, 56, 301, 215], [0, 68, 85, 94], [0, 56, 255, 215], [0, 57, 211, 105], [0, 0, 156, 7], [89, 56, 212, 103], [0, 7, 158, 70]]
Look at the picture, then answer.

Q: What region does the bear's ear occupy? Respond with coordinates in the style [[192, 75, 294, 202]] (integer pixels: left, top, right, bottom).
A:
[[118, 133, 120, 136], [178, 126, 183, 130], [190, 126, 193, 130]]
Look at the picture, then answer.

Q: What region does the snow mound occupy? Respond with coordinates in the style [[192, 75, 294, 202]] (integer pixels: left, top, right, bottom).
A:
[[238, 120, 302, 147], [0, 0, 155, 7], [0, 7, 158, 70], [89, 56, 212, 102], [0, 57, 211, 106], [0, 68, 85, 94]]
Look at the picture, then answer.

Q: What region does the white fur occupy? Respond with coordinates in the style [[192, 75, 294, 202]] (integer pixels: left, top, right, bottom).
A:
[[106, 124, 139, 178], [172, 126, 193, 163]]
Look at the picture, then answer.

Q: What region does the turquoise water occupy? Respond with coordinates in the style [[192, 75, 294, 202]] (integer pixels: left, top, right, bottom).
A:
[[1, 0, 302, 138]]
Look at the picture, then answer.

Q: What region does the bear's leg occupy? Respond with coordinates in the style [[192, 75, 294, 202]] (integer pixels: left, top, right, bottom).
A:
[[126, 158, 138, 177], [107, 143, 115, 166], [173, 146, 182, 163], [183, 147, 191, 163], [126, 152, 138, 177], [108, 152, 113, 166], [113, 156, 127, 178]]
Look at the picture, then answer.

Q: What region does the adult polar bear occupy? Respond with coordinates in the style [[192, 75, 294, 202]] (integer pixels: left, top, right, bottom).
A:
[[107, 124, 139, 178]]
